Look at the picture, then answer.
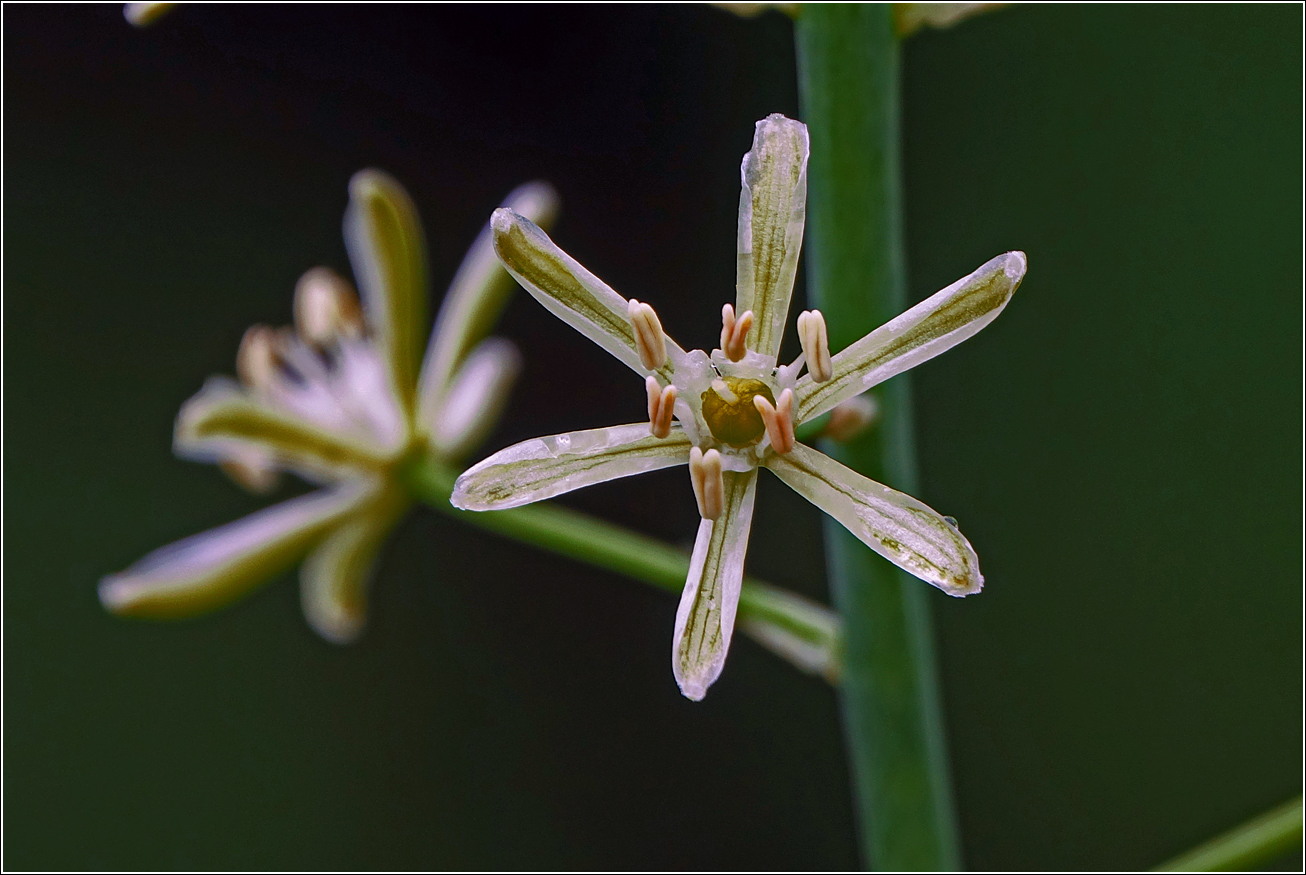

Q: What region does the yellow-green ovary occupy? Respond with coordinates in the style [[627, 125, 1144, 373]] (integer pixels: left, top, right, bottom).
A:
[[700, 377, 775, 448]]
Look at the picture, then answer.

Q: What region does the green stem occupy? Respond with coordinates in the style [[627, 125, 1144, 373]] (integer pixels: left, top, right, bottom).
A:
[[796, 4, 961, 870], [1155, 797, 1303, 872], [403, 457, 842, 681]]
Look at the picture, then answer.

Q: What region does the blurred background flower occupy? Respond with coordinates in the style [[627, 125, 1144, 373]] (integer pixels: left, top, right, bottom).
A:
[[5, 5, 1300, 870], [98, 171, 556, 644]]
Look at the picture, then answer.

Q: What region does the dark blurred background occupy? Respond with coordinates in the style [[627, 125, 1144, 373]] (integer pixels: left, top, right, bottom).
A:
[[4, 4, 1300, 870]]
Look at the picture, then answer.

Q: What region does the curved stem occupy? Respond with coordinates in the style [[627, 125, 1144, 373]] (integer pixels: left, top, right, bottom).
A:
[[403, 456, 842, 682], [1155, 797, 1303, 872], [796, 4, 961, 870]]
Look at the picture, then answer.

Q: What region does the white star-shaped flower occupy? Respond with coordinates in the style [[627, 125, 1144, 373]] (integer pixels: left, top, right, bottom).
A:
[[100, 170, 558, 643], [452, 114, 1025, 699]]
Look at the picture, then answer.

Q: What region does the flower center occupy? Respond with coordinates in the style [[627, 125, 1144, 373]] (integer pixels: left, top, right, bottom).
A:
[[700, 376, 775, 448]]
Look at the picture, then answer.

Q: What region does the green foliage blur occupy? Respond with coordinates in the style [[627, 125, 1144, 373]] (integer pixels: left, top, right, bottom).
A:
[[4, 5, 1300, 870]]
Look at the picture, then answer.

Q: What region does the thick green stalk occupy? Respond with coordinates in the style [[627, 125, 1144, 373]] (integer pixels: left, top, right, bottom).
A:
[[796, 5, 961, 870], [1155, 797, 1303, 872], [404, 457, 841, 681]]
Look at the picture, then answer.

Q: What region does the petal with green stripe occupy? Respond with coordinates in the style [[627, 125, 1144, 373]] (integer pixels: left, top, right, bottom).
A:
[[735, 114, 809, 362], [300, 485, 410, 644], [672, 468, 759, 701], [427, 337, 522, 461], [175, 377, 392, 480], [98, 482, 371, 619], [451, 424, 692, 511], [766, 444, 982, 596], [795, 251, 1025, 424], [491, 209, 682, 379], [418, 181, 559, 423], [344, 169, 428, 413], [174, 377, 389, 481]]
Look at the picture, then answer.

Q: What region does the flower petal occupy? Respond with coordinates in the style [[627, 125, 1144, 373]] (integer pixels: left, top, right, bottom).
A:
[[765, 443, 982, 596], [98, 483, 371, 619], [418, 182, 559, 423], [300, 486, 409, 644], [795, 251, 1026, 424], [673, 469, 759, 701], [325, 339, 409, 455], [895, 3, 1009, 38], [451, 423, 692, 511], [175, 377, 388, 481], [738, 613, 839, 682], [490, 209, 684, 378], [735, 113, 809, 362], [123, 2, 176, 27], [344, 169, 428, 412], [427, 338, 522, 461]]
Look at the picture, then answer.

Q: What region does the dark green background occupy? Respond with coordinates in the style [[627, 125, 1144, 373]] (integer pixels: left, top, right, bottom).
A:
[[5, 4, 1300, 870]]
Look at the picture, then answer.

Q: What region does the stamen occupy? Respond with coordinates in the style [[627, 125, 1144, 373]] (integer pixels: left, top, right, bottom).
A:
[[720, 303, 754, 362], [776, 352, 805, 388], [219, 456, 281, 495], [825, 395, 878, 442], [688, 446, 725, 520], [753, 388, 796, 454], [645, 376, 677, 439], [236, 325, 278, 392], [265, 326, 317, 387], [627, 299, 668, 371], [294, 267, 363, 347], [796, 310, 832, 382]]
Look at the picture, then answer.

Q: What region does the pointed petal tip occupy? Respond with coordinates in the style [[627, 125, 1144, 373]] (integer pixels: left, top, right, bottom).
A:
[[757, 111, 807, 133], [97, 575, 134, 613], [348, 167, 403, 200], [448, 473, 483, 511], [172, 375, 236, 439], [1004, 250, 1028, 282], [490, 206, 547, 242], [674, 653, 719, 701], [677, 678, 709, 702], [124, 2, 175, 27], [951, 572, 985, 597], [490, 207, 518, 234], [750, 113, 810, 156], [303, 600, 365, 645]]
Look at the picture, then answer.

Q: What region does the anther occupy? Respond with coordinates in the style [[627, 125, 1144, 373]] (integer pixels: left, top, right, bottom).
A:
[[689, 446, 725, 520], [219, 456, 281, 495], [720, 304, 754, 362], [628, 299, 668, 371], [645, 376, 678, 439], [236, 325, 279, 392], [294, 267, 363, 347], [753, 388, 796, 454], [825, 395, 878, 442], [796, 309, 832, 382]]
